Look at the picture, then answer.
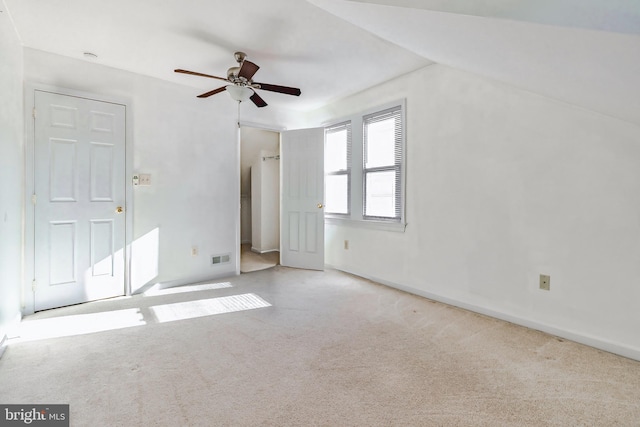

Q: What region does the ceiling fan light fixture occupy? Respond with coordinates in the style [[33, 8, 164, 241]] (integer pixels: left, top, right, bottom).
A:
[[226, 85, 253, 102]]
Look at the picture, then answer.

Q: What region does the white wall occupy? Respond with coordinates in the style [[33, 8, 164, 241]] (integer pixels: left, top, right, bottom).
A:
[[0, 5, 24, 344], [22, 48, 297, 294], [311, 64, 640, 360]]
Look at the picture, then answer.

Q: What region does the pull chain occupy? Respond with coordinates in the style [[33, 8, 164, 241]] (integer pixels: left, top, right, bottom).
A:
[[237, 100, 241, 128]]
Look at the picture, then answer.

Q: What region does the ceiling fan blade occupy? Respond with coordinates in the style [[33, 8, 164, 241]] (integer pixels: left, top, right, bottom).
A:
[[250, 90, 268, 108], [175, 69, 229, 82], [197, 86, 227, 98], [238, 60, 260, 80], [254, 82, 301, 96]]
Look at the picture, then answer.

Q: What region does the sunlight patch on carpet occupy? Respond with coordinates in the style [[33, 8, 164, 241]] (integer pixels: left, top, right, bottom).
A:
[[144, 281, 233, 297], [150, 293, 271, 323], [13, 309, 146, 342]]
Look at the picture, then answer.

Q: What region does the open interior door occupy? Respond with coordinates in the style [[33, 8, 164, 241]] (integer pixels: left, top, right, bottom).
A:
[[280, 128, 325, 270]]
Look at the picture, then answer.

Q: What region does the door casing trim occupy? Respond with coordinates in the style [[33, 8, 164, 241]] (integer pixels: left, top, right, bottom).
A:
[[23, 83, 134, 314]]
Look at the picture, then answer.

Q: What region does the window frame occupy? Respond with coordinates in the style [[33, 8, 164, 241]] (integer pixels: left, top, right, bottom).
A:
[[362, 105, 403, 222], [324, 121, 352, 217], [323, 99, 406, 232]]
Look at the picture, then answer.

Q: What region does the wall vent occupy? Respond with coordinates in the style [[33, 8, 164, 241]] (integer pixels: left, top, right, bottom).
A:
[[211, 254, 231, 266]]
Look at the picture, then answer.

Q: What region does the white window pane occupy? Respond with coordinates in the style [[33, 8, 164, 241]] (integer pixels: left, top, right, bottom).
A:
[[365, 118, 395, 168], [325, 129, 348, 172], [325, 175, 349, 214], [365, 170, 395, 218]]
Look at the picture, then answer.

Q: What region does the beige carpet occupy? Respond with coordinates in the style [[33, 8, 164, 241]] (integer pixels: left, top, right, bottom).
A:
[[240, 243, 279, 273], [1, 267, 639, 426]]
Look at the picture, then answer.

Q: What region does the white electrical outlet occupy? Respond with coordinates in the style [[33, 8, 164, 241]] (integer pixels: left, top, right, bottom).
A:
[[344, 240, 349, 250], [540, 274, 550, 291], [191, 246, 198, 256]]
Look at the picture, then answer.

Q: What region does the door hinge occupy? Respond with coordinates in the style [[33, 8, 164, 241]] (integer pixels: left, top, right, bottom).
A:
[[31, 194, 37, 205], [32, 107, 37, 119], [32, 279, 37, 291]]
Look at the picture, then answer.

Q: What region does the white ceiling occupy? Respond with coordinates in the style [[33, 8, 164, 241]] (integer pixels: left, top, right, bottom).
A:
[[4, 0, 640, 123], [2, 0, 430, 111], [311, 0, 640, 125]]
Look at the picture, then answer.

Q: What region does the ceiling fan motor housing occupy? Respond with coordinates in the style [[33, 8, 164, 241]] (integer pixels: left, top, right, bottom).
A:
[[227, 66, 241, 81]]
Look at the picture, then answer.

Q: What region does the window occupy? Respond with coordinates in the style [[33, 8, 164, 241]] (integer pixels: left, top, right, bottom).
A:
[[363, 106, 402, 221], [324, 122, 351, 215], [324, 100, 405, 231]]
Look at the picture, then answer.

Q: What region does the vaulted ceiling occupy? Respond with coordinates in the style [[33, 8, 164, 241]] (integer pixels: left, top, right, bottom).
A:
[[311, 0, 640, 125], [4, 0, 640, 123]]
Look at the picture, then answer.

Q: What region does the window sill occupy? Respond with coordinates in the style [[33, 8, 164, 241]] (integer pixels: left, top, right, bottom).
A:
[[325, 216, 407, 233]]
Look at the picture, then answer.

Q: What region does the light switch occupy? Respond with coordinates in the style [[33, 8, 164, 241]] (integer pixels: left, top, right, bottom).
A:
[[139, 174, 151, 186]]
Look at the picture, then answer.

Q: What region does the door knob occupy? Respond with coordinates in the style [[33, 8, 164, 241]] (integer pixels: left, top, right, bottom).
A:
[[115, 206, 124, 214], [317, 203, 324, 209]]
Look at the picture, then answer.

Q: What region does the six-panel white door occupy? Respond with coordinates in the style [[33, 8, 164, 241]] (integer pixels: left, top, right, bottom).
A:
[[280, 128, 325, 270], [34, 90, 126, 311]]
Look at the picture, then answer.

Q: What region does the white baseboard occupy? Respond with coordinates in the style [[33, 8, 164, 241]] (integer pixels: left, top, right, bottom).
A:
[[133, 269, 238, 294], [327, 264, 640, 362], [0, 334, 7, 359], [0, 313, 21, 359], [250, 247, 279, 254]]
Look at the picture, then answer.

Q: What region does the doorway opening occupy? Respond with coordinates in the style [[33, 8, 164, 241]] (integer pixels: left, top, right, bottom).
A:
[[239, 126, 281, 273]]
